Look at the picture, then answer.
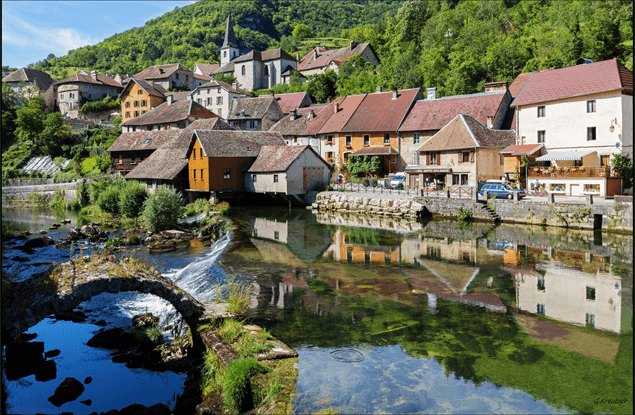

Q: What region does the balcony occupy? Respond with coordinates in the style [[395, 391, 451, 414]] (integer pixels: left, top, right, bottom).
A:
[[527, 166, 613, 179]]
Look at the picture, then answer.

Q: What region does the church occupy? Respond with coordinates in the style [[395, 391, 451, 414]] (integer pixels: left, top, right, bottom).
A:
[[211, 12, 298, 92]]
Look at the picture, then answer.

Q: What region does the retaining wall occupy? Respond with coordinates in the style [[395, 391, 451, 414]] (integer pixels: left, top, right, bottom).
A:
[[2, 182, 78, 207]]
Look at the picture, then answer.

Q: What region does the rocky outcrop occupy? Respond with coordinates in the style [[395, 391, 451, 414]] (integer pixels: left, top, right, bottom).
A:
[[48, 377, 85, 407]]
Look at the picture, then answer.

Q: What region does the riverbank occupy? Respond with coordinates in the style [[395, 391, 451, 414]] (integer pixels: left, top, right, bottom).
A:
[[312, 191, 633, 232]]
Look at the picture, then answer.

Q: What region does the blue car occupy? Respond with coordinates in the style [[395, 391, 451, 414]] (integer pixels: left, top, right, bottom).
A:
[[479, 183, 526, 200]]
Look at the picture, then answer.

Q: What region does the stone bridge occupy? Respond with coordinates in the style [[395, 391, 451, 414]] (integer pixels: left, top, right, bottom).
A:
[[2, 255, 227, 341]]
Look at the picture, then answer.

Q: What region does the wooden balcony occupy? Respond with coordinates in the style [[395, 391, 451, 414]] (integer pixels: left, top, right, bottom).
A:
[[527, 166, 612, 179]]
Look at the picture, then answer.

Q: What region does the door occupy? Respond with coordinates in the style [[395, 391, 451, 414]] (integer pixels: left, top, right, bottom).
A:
[[409, 174, 420, 188]]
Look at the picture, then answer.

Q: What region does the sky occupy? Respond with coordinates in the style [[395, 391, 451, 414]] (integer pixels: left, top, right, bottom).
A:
[[2, 1, 196, 69]]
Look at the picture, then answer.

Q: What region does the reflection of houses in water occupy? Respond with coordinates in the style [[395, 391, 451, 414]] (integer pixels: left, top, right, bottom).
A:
[[323, 229, 401, 264], [508, 262, 624, 334]]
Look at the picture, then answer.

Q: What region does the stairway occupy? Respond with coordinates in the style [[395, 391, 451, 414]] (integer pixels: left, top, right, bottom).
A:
[[477, 201, 501, 222]]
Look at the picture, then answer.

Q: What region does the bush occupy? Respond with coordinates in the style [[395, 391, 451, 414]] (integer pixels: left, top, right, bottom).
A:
[[53, 171, 82, 183], [67, 198, 81, 211], [214, 201, 230, 216], [127, 234, 141, 245], [97, 185, 121, 214], [28, 192, 47, 205], [50, 189, 66, 210], [224, 275, 253, 317], [119, 181, 148, 218], [89, 176, 123, 204], [104, 237, 124, 247], [220, 358, 269, 414], [77, 180, 90, 207], [142, 187, 184, 232], [457, 207, 473, 222], [145, 324, 164, 345], [184, 198, 212, 217]]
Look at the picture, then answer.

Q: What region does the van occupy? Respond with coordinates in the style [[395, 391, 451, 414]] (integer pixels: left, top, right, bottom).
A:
[[390, 172, 406, 189]]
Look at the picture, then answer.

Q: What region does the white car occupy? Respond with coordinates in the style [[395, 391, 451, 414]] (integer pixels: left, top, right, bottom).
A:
[[390, 172, 406, 189]]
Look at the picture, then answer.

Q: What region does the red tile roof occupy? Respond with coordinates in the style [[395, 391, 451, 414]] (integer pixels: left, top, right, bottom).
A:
[[499, 143, 543, 156], [303, 100, 343, 136], [298, 43, 377, 72], [121, 100, 216, 126], [107, 130, 182, 152], [193, 73, 211, 81], [273, 92, 312, 113], [417, 114, 516, 152], [399, 91, 509, 132], [342, 88, 421, 133], [317, 96, 363, 135], [194, 130, 285, 158], [512, 59, 633, 107], [508, 73, 531, 98], [133, 63, 192, 80], [248, 146, 310, 172], [269, 105, 326, 136], [55, 70, 123, 88], [120, 78, 166, 99]]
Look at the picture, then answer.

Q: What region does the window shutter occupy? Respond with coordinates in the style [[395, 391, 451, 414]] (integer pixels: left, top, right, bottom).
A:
[[470, 151, 474, 163], [436, 152, 441, 165], [425, 152, 429, 165], [458, 151, 462, 163]]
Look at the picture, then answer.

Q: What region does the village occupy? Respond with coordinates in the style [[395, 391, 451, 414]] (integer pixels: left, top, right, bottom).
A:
[[3, 12, 633, 206]]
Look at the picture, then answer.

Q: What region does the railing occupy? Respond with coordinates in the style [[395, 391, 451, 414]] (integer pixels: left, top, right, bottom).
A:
[[328, 183, 477, 199], [527, 166, 612, 179]]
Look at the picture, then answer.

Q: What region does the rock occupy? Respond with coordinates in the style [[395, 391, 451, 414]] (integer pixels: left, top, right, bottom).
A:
[[4, 341, 45, 381], [136, 403, 171, 415], [55, 240, 71, 249], [94, 319, 108, 326], [80, 399, 92, 406], [55, 311, 87, 323], [24, 236, 54, 249], [84, 376, 92, 384], [47, 377, 85, 407], [161, 230, 186, 239], [45, 349, 61, 358], [19, 333, 37, 342], [132, 313, 159, 330], [87, 328, 148, 350], [52, 223, 61, 228], [20, 230, 32, 236], [118, 404, 150, 415], [39, 230, 47, 234], [149, 241, 177, 254], [61, 219, 71, 224]]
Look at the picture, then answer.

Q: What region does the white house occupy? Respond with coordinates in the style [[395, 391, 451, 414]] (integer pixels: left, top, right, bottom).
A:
[[511, 58, 633, 196]]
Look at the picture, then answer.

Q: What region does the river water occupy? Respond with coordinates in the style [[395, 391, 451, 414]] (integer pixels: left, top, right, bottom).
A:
[[2, 206, 633, 414]]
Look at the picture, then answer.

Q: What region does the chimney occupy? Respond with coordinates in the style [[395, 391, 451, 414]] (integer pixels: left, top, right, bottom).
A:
[[392, 90, 398, 100], [487, 116, 493, 129], [308, 110, 314, 120], [350, 40, 358, 49], [484, 81, 508, 93], [427, 87, 437, 100], [296, 52, 300, 62], [167, 94, 173, 105], [334, 102, 339, 113], [90, 70, 98, 81], [313, 50, 318, 61], [376, 86, 382, 93], [232, 82, 238, 89]]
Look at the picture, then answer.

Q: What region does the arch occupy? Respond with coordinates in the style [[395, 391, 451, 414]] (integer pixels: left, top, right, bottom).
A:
[[241, 65, 246, 76]]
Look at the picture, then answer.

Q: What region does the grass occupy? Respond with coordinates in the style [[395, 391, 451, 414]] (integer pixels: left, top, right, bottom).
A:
[[221, 275, 253, 317], [219, 319, 244, 344], [219, 358, 269, 414], [145, 324, 164, 345], [215, 201, 230, 216]]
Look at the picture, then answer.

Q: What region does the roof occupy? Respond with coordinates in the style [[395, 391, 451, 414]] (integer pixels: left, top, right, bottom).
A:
[[417, 114, 516, 152], [228, 96, 279, 120], [298, 42, 377, 72], [194, 130, 285, 158], [317, 95, 364, 134], [185, 117, 234, 131], [193, 73, 211, 81], [273, 92, 312, 113], [121, 100, 216, 126], [222, 12, 238, 48], [2, 68, 55, 91], [195, 63, 220, 75], [165, 91, 190, 102], [512, 59, 633, 107], [248, 145, 309, 172], [303, 100, 344, 136], [213, 62, 235, 74], [120, 78, 166, 99], [341, 88, 421, 133], [399, 91, 509, 132], [350, 146, 398, 156], [55, 70, 123, 88], [500, 143, 544, 156], [133, 63, 193, 80], [269, 106, 325, 136], [508, 73, 531, 98], [107, 130, 182, 152], [125, 148, 189, 180], [190, 80, 251, 96], [535, 150, 596, 161], [232, 48, 295, 64]]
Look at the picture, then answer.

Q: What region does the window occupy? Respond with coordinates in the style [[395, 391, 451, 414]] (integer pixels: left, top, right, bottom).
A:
[[586, 286, 596, 300], [88, 93, 92, 99], [125, 112, 130, 118], [587, 126, 596, 141], [134, 101, 139, 107], [413, 152, 420, 165], [274, 231, 279, 240], [207, 89, 210, 94], [137, 90, 142, 95], [413, 133, 420, 144], [218, 109, 222, 117], [134, 111, 139, 117], [69, 93, 74, 98], [453, 175, 459, 185], [461, 174, 468, 185], [537, 130, 546, 143], [264, 65, 269, 76], [230, 121, 239, 126], [59, 93, 64, 99], [200, 148, 203, 159], [537, 277, 545, 291], [201, 169, 204, 180], [326, 135, 334, 145], [585, 313, 595, 329], [107, 87, 110, 92], [125, 102, 130, 108], [363, 135, 370, 146], [537, 106, 545, 117], [383, 133, 390, 144], [118, 155, 122, 164], [241, 65, 246, 76], [197, 99, 201, 104], [69, 102, 73, 109], [429, 152, 439, 165], [252, 174, 257, 183], [345, 136, 352, 147], [537, 304, 545, 315], [207, 97, 212, 105], [193, 149, 196, 159], [176, 73, 179, 79], [88, 84, 92, 90], [223, 168, 231, 179], [141, 100, 147, 107], [178, 123, 185, 129], [462, 152, 470, 163], [326, 152, 334, 162], [217, 96, 223, 105], [144, 138, 150, 144], [247, 120, 258, 130], [274, 175, 279, 183], [224, 51, 227, 58], [587, 100, 596, 113]]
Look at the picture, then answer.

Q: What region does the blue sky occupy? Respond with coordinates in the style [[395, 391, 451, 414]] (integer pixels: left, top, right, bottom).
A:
[[2, 1, 195, 68]]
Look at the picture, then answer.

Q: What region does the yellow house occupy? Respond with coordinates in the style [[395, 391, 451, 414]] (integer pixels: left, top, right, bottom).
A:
[[119, 78, 167, 123]]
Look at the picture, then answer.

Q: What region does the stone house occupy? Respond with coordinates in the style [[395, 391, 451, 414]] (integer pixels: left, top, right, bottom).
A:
[[2, 68, 56, 109], [297, 41, 380, 77], [187, 130, 285, 196], [337, 88, 423, 176], [188, 80, 251, 119], [269, 105, 327, 149], [107, 130, 182, 175], [194, 62, 220, 76], [120, 98, 217, 132], [133, 63, 196, 91], [227, 96, 284, 131], [54, 70, 123, 118], [510, 58, 633, 196], [409, 114, 516, 189], [302, 98, 347, 164], [193, 73, 211, 88], [119, 78, 167, 123], [246, 145, 331, 197], [399, 83, 513, 172]]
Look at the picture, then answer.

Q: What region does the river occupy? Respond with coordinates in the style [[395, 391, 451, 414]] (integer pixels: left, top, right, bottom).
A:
[[2, 206, 633, 414]]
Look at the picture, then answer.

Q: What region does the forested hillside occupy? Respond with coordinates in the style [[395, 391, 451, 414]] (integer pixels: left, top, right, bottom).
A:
[[24, 0, 635, 98]]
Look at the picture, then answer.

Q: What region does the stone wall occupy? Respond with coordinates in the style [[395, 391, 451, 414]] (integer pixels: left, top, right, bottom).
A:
[[7, 178, 56, 186], [2, 182, 78, 207], [313, 192, 423, 219]]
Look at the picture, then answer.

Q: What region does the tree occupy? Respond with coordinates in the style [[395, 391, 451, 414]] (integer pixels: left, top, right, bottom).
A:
[[15, 96, 46, 144], [292, 23, 314, 39], [2, 82, 19, 149], [142, 187, 185, 232], [306, 70, 338, 103], [611, 153, 633, 191], [39, 112, 75, 156], [214, 73, 237, 85]]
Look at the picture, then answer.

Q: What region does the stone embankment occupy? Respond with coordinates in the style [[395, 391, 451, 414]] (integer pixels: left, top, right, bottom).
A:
[[2, 181, 79, 207], [312, 191, 424, 219]]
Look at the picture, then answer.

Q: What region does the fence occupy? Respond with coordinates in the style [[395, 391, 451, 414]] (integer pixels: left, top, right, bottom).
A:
[[329, 183, 477, 199]]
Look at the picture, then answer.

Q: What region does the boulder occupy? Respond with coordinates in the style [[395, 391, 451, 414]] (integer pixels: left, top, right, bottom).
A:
[[48, 377, 85, 407], [55, 311, 87, 323], [24, 236, 54, 249], [67, 228, 85, 241], [55, 240, 71, 249], [160, 230, 185, 239], [132, 313, 159, 330], [45, 349, 61, 358], [20, 230, 32, 236], [4, 341, 45, 381], [39, 230, 47, 234]]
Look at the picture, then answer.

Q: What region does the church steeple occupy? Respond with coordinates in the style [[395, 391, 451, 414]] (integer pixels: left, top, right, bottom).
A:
[[220, 12, 240, 66]]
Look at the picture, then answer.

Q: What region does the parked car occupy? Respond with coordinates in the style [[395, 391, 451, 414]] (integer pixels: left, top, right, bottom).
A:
[[390, 172, 406, 189], [479, 183, 526, 199]]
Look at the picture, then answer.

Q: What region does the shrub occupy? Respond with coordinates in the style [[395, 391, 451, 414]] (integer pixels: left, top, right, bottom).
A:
[[66, 198, 81, 211], [220, 358, 269, 414], [77, 180, 90, 207], [369, 177, 378, 187], [142, 187, 184, 232], [89, 176, 123, 204], [104, 237, 124, 247], [457, 207, 473, 222], [145, 324, 164, 345], [28, 192, 47, 205], [119, 181, 148, 218], [50, 189, 66, 210], [53, 171, 82, 183], [126, 234, 141, 245], [184, 198, 212, 217], [97, 185, 121, 214], [215, 200, 230, 216]]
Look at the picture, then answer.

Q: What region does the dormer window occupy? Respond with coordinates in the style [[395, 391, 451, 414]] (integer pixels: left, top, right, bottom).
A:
[[241, 110, 246, 118], [144, 139, 151, 144]]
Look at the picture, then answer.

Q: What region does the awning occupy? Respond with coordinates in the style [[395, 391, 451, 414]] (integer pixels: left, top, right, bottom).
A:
[[535, 150, 596, 161], [500, 143, 543, 156], [350, 146, 398, 157]]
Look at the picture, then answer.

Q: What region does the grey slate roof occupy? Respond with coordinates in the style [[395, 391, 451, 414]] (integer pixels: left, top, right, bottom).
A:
[[2, 68, 55, 91], [22, 156, 70, 174], [223, 12, 238, 48], [227, 96, 279, 121], [194, 130, 285, 157]]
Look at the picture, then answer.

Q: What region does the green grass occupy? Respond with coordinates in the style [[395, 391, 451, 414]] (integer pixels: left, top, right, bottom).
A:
[[219, 358, 269, 414], [234, 329, 273, 359], [219, 319, 244, 344]]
